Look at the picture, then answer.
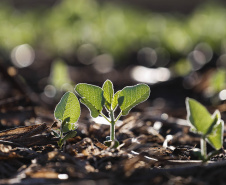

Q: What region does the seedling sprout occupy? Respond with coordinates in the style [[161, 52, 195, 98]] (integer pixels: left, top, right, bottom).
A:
[[75, 79, 150, 147], [186, 98, 224, 161], [53, 92, 81, 148]]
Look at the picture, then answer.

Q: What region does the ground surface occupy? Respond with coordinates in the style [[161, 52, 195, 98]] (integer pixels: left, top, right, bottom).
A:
[[0, 63, 226, 185]]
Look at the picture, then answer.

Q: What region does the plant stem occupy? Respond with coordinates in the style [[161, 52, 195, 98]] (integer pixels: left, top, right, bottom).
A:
[[109, 110, 115, 141], [60, 121, 64, 138], [115, 111, 122, 123], [100, 112, 111, 124], [201, 137, 207, 160]]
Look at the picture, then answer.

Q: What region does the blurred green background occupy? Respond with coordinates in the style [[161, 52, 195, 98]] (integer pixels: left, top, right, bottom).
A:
[[1, 0, 226, 108], [1, 0, 226, 60]]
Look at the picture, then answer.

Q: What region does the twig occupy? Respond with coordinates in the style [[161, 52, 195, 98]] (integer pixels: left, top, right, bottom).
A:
[[131, 150, 158, 161], [0, 139, 24, 147]]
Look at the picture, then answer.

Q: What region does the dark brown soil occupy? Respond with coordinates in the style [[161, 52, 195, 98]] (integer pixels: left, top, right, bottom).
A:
[[0, 62, 226, 185]]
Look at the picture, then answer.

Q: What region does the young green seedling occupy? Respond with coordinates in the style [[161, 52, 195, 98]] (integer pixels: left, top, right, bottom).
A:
[[53, 92, 81, 148], [75, 79, 150, 147], [186, 98, 224, 161]]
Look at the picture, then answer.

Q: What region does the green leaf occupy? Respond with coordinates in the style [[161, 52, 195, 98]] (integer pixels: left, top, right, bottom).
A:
[[75, 83, 104, 118], [206, 119, 224, 150], [54, 92, 80, 132], [80, 97, 100, 118], [58, 130, 77, 148], [186, 98, 214, 135], [62, 130, 77, 142], [112, 90, 121, 111], [102, 79, 114, 111], [62, 122, 77, 133], [205, 110, 221, 136], [118, 84, 150, 116]]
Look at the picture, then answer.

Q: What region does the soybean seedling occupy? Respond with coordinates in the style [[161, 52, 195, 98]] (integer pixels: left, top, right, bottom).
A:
[[53, 92, 81, 148], [186, 98, 224, 161], [75, 79, 150, 147]]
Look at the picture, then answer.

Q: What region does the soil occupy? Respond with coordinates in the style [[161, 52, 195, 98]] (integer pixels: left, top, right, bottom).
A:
[[0, 62, 226, 185]]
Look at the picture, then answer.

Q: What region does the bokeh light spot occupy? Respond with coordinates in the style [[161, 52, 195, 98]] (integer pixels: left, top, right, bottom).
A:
[[195, 42, 213, 63], [131, 66, 170, 84], [155, 48, 170, 67], [219, 89, 226, 100], [7, 66, 17, 76], [217, 54, 226, 68], [137, 47, 157, 67], [44, 85, 57, 98], [187, 50, 206, 71], [77, 43, 97, 65], [92, 54, 114, 73], [11, 44, 35, 68], [58, 174, 68, 180]]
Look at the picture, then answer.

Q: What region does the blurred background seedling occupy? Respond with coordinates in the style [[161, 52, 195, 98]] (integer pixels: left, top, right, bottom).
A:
[[186, 98, 224, 161]]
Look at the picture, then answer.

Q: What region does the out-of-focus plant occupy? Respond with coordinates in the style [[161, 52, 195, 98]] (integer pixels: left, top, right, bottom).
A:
[[186, 98, 224, 162], [50, 59, 73, 92], [1, 0, 226, 68], [211, 69, 226, 93], [201, 69, 226, 104]]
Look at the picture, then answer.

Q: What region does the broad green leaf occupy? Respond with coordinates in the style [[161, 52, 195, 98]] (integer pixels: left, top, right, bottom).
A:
[[186, 98, 214, 135], [118, 84, 150, 116], [205, 110, 221, 136], [206, 119, 224, 150], [75, 83, 104, 118], [54, 92, 80, 131], [80, 97, 100, 118], [102, 80, 114, 111], [112, 90, 121, 111]]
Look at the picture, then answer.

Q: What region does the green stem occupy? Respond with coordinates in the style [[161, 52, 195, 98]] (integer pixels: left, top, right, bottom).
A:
[[100, 112, 111, 124], [115, 111, 122, 123], [60, 120, 65, 138], [201, 137, 207, 160], [109, 110, 115, 141]]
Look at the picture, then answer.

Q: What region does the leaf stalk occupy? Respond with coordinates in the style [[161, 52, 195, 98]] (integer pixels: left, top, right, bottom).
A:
[[109, 110, 115, 141], [100, 112, 111, 124], [201, 136, 207, 160], [115, 111, 122, 123]]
